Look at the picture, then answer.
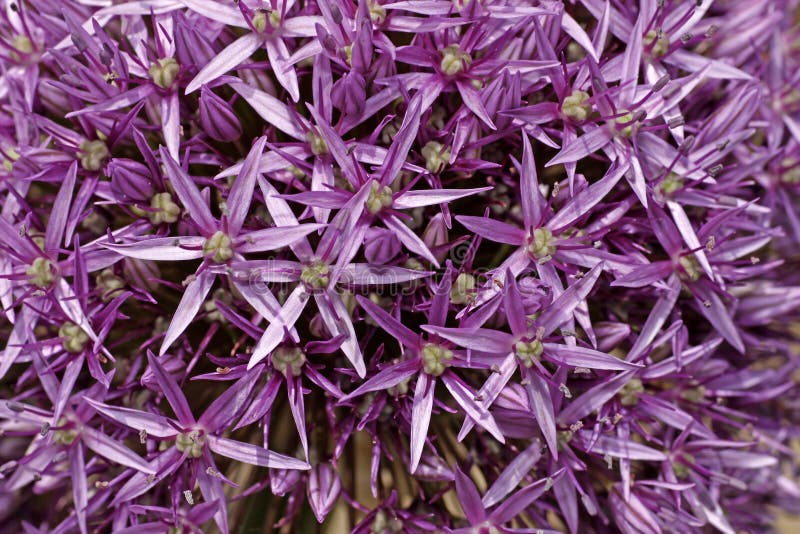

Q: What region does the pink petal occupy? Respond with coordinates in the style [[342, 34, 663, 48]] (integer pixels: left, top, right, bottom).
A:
[[159, 271, 216, 356]]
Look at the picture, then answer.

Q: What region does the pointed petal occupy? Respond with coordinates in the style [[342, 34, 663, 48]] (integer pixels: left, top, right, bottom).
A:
[[146, 351, 195, 426], [455, 215, 526, 245], [45, 162, 78, 253], [441, 372, 505, 443], [248, 285, 309, 368], [537, 263, 603, 337], [101, 236, 206, 261], [421, 325, 512, 354], [482, 440, 542, 507], [160, 148, 217, 233], [159, 271, 215, 356], [454, 467, 487, 524], [340, 358, 420, 402], [81, 426, 156, 474], [206, 435, 311, 469], [542, 344, 642, 371], [227, 137, 267, 236], [186, 33, 261, 94], [410, 373, 435, 473], [355, 294, 418, 349], [236, 224, 327, 253], [231, 80, 307, 140], [393, 186, 493, 210], [83, 397, 177, 437], [525, 372, 558, 459]]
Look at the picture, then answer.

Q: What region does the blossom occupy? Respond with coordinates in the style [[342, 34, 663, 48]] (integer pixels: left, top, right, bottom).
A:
[[1, 0, 799, 532]]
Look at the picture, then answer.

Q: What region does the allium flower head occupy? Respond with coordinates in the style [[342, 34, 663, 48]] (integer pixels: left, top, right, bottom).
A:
[[1, 0, 800, 532]]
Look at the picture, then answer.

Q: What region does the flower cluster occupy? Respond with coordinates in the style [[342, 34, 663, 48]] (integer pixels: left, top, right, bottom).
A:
[[1, 0, 800, 532]]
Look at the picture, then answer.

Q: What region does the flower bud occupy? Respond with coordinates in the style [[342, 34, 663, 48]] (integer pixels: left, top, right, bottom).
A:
[[199, 87, 242, 142], [109, 158, 155, 202], [332, 72, 366, 116]]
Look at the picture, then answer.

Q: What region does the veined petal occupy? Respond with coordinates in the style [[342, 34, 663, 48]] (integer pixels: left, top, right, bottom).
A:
[[315, 292, 366, 377], [542, 344, 642, 371], [355, 294, 419, 349], [546, 127, 613, 167], [101, 236, 206, 261], [286, 375, 308, 459], [421, 325, 512, 354], [45, 162, 77, 253], [231, 80, 307, 140], [237, 224, 327, 253], [454, 467, 487, 524], [482, 439, 542, 507], [525, 371, 558, 459], [441, 372, 505, 443], [161, 91, 180, 161], [185, 33, 261, 94], [227, 137, 267, 237], [159, 271, 216, 356], [265, 38, 300, 102], [206, 435, 311, 469], [146, 351, 195, 425], [382, 214, 440, 267], [537, 263, 603, 337], [343, 264, 433, 285], [393, 186, 493, 210], [70, 445, 88, 534], [249, 285, 310, 368], [159, 148, 217, 233], [410, 373, 435, 473], [81, 426, 156, 474], [455, 215, 526, 245], [339, 358, 420, 402], [83, 397, 178, 438]]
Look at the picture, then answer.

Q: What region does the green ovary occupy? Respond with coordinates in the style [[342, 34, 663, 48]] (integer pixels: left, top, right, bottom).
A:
[[202, 231, 234, 263], [421, 343, 453, 376]]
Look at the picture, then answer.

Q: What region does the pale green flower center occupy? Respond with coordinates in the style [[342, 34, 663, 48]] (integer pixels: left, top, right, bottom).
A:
[[643, 29, 669, 58], [514, 339, 543, 368], [370, 510, 404, 533], [149, 57, 180, 89], [79, 140, 109, 172], [680, 385, 706, 403], [306, 131, 328, 156], [252, 9, 281, 33], [202, 231, 234, 263], [619, 378, 644, 406], [2, 147, 19, 172], [421, 343, 453, 376], [149, 192, 181, 224], [368, 1, 387, 24], [366, 181, 393, 214], [271, 346, 306, 377], [203, 288, 232, 322], [175, 431, 204, 458], [53, 423, 78, 446], [12, 35, 33, 55], [301, 260, 330, 289], [95, 269, 125, 301], [59, 322, 89, 353], [657, 172, 684, 196], [450, 273, 476, 305], [613, 112, 636, 138], [561, 90, 592, 121], [421, 141, 451, 174], [26, 257, 54, 288], [678, 255, 701, 282], [527, 228, 556, 261], [780, 157, 800, 184], [439, 45, 471, 76]]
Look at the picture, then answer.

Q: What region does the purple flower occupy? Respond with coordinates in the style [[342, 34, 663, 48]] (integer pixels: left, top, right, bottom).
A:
[[1, 0, 799, 532]]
